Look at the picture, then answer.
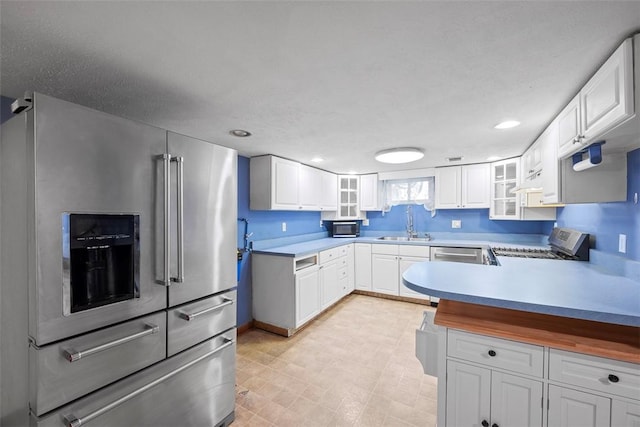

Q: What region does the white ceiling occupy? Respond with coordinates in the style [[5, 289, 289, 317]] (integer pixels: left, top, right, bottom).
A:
[[1, 1, 639, 174]]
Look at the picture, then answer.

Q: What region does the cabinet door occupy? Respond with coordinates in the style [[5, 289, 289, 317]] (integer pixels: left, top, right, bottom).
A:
[[273, 157, 300, 209], [360, 173, 379, 211], [446, 360, 491, 427], [319, 170, 338, 211], [345, 244, 355, 292], [298, 165, 320, 210], [436, 166, 462, 209], [462, 163, 490, 208], [371, 254, 399, 295], [338, 175, 360, 219], [541, 120, 561, 204], [557, 95, 582, 159], [490, 372, 543, 427], [398, 256, 430, 300], [612, 400, 640, 427], [490, 159, 520, 220], [354, 243, 372, 290], [548, 385, 611, 427], [581, 38, 634, 144], [319, 260, 340, 310], [295, 266, 320, 327]]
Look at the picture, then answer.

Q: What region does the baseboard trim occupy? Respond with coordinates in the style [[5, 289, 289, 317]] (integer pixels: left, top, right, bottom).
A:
[[352, 289, 431, 305], [237, 320, 255, 336]]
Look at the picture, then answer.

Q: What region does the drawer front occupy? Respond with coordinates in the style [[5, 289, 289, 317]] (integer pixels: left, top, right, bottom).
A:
[[337, 256, 349, 269], [319, 246, 344, 264], [398, 245, 430, 258], [371, 244, 399, 255], [549, 349, 640, 400], [447, 330, 544, 377], [168, 290, 236, 357], [338, 265, 348, 281], [34, 331, 236, 427], [29, 311, 166, 416]]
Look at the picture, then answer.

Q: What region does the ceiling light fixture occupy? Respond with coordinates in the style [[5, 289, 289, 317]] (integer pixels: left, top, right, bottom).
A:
[[494, 120, 521, 130], [229, 129, 252, 137], [375, 147, 424, 164]]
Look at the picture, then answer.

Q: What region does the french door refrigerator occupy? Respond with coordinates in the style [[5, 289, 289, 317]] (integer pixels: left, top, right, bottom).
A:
[[0, 93, 237, 427]]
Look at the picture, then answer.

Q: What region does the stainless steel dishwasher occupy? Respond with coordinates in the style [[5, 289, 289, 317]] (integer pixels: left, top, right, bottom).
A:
[[430, 246, 485, 264]]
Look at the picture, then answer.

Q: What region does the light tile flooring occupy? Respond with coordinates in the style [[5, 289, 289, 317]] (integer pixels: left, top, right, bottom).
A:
[[233, 294, 438, 427]]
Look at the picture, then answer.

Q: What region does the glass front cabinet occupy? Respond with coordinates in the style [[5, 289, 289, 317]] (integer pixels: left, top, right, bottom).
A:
[[338, 175, 360, 219], [490, 158, 520, 220]]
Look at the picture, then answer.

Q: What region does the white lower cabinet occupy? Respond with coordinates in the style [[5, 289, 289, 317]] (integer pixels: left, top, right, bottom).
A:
[[371, 245, 400, 296], [319, 259, 340, 310], [446, 361, 542, 427], [441, 329, 640, 427], [295, 265, 320, 327], [355, 243, 372, 290], [548, 385, 610, 427]]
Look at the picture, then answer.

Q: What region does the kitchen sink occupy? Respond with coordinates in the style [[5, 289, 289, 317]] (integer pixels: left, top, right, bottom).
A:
[[377, 236, 432, 242]]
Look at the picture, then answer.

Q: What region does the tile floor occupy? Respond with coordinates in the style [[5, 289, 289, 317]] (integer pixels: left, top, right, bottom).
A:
[[233, 294, 438, 427]]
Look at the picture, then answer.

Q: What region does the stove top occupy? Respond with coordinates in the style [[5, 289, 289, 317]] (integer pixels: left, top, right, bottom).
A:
[[490, 247, 565, 260]]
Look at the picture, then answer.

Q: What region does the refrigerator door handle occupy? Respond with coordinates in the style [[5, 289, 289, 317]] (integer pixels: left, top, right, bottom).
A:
[[161, 154, 172, 286], [178, 297, 234, 321], [171, 156, 185, 283], [61, 337, 235, 427]]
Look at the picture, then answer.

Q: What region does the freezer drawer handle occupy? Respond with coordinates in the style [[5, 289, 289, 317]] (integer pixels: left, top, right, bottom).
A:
[[171, 156, 185, 284], [63, 323, 160, 363], [62, 337, 235, 427], [179, 297, 234, 321]]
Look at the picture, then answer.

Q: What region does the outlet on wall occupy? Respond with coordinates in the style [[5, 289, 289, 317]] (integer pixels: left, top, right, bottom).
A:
[[451, 220, 462, 229], [619, 234, 627, 253], [282, 222, 287, 232]]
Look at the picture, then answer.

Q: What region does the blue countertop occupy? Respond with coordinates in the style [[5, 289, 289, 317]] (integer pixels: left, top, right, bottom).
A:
[[403, 256, 640, 327], [251, 234, 640, 327]]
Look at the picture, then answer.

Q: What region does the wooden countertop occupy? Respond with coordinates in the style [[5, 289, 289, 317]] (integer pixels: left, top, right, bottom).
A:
[[434, 299, 640, 364]]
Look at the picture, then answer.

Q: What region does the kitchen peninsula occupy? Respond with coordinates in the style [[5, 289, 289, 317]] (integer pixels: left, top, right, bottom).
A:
[[403, 258, 640, 427]]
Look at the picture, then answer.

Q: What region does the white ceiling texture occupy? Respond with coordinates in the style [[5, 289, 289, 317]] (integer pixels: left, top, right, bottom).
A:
[[1, 1, 639, 174]]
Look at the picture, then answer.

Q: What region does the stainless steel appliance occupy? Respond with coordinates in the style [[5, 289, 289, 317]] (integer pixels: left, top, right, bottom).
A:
[[0, 93, 237, 426], [430, 246, 494, 265], [491, 227, 590, 260], [329, 221, 360, 237]]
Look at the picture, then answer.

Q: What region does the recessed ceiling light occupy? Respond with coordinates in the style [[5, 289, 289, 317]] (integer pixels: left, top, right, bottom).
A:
[[229, 129, 252, 137], [486, 155, 502, 161], [447, 156, 463, 162], [311, 157, 324, 163], [375, 148, 424, 164], [494, 120, 520, 130]]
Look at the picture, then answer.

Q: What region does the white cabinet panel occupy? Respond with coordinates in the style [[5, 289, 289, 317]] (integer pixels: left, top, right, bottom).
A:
[[273, 157, 300, 209], [295, 266, 320, 327], [490, 158, 520, 220], [557, 95, 583, 159], [319, 259, 340, 310], [541, 119, 561, 204], [398, 256, 430, 300], [354, 243, 372, 291], [612, 400, 640, 427], [446, 360, 491, 427], [319, 170, 337, 211], [462, 163, 491, 208], [371, 253, 399, 296], [298, 164, 320, 210], [490, 371, 543, 427], [548, 385, 611, 427], [360, 173, 380, 211], [435, 166, 462, 209]]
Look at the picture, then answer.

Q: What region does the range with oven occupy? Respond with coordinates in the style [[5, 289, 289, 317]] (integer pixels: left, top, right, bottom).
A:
[[1, 93, 237, 426], [491, 227, 590, 260]]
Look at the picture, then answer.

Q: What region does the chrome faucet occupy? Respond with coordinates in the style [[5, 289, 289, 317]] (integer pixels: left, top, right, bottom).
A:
[[406, 205, 417, 238]]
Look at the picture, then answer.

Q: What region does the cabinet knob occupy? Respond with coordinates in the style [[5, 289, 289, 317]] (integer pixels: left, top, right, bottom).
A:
[[492, 424, 499, 427], [481, 420, 489, 427], [488, 350, 497, 357], [608, 374, 620, 383]]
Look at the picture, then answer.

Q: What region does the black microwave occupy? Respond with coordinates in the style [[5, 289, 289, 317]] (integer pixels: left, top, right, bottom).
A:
[[330, 221, 360, 238]]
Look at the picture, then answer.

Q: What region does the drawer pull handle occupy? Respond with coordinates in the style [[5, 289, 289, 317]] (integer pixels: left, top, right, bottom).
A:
[[179, 297, 234, 321], [62, 336, 235, 427], [608, 374, 620, 383], [63, 323, 159, 363], [488, 350, 497, 357], [481, 420, 489, 427]]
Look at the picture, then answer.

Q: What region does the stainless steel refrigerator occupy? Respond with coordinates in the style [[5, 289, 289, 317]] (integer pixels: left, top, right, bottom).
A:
[[0, 93, 237, 426]]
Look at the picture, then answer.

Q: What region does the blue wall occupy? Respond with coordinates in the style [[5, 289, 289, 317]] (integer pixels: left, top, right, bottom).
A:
[[554, 148, 640, 261], [366, 207, 548, 234]]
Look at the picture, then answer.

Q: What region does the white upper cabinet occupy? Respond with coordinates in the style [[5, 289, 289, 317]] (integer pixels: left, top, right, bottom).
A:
[[520, 139, 543, 188], [489, 158, 520, 220], [250, 155, 338, 211], [540, 119, 561, 204], [558, 38, 634, 159], [298, 164, 320, 210], [360, 173, 380, 211], [436, 164, 490, 209], [318, 170, 338, 211]]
